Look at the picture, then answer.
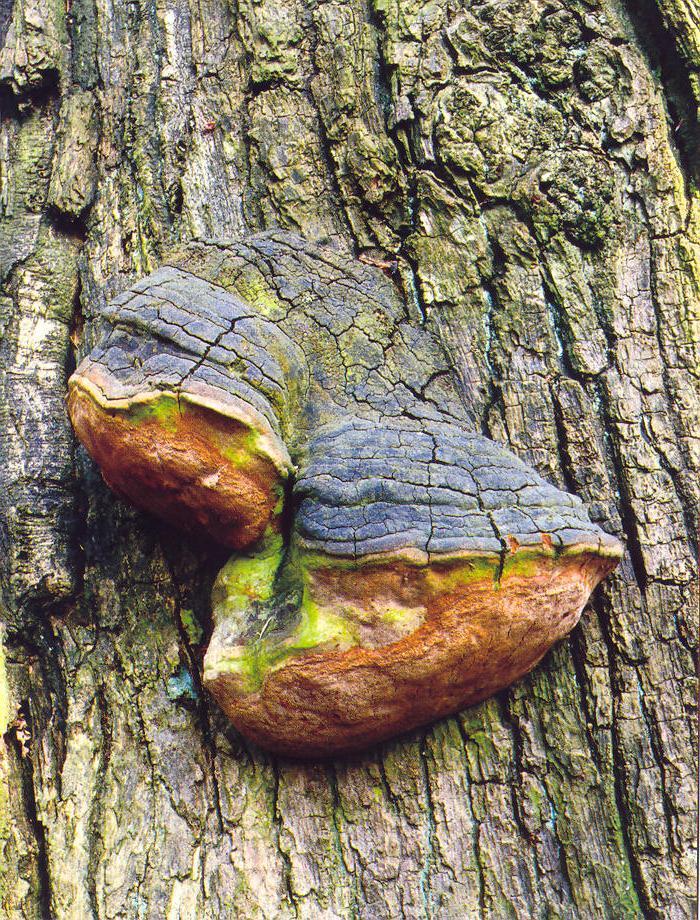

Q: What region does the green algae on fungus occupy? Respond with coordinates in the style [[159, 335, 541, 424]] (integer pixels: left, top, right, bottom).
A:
[[206, 539, 359, 693], [125, 393, 181, 431], [67, 379, 291, 550], [212, 533, 286, 616], [204, 540, 616, 699]]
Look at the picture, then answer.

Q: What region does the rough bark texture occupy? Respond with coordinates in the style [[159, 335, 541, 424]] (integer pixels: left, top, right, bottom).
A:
[[0, 0, 697, 915]]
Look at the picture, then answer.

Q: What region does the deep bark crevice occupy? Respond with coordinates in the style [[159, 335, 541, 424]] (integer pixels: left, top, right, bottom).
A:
[[12, 704, 54, 919], [621, 0, 700, 185]]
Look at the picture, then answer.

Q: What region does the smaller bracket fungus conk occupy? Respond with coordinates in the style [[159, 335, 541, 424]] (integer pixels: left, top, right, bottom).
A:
[[68, 231, 624, 758]]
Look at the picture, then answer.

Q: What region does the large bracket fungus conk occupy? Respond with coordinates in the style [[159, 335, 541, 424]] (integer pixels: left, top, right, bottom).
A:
[[67, 232, 624, 758]]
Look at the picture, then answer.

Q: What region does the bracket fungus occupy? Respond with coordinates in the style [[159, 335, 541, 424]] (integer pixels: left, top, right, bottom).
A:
[[68, 231, 623, 757]]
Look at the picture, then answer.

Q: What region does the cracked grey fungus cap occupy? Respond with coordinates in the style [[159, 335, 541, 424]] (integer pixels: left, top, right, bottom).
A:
[[67, 230, 625, 757], [295, 417, 621, 562]]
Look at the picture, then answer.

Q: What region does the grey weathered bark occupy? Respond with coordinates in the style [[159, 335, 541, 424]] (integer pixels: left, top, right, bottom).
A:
[[0, 0, 697, 915]]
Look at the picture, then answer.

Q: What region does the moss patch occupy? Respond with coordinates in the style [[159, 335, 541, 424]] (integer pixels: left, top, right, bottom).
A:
[[179, 608, 204, 645]]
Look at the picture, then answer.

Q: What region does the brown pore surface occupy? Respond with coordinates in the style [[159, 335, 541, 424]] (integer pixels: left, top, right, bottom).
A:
[[205, 550, 619, 757], [67, 385, 285, 550]]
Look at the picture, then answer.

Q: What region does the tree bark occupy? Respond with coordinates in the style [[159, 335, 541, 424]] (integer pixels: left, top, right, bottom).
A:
[[0, 0, 697, 915]]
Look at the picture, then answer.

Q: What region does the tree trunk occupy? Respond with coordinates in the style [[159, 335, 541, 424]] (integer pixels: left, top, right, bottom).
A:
[[0, 0, 697, 914]]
